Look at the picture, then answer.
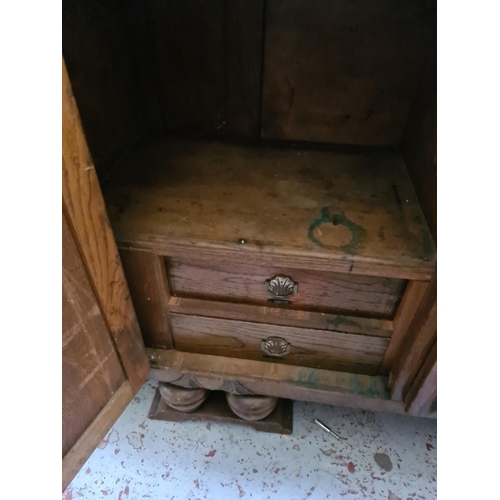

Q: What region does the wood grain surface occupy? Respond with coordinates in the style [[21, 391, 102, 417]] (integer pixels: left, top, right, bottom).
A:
[[389, 273, 436, 401], [168, 258, 406, 318], [380, 280, 429, 373], [405, 341, 437, 417], [168, 297, 393, 337], [105, 140, 436, 280], [261, 0, 435, 145], [170, 314, 388, 374], [148, 349, 405, 414], [62, 0, 143, 181], [63, 59, 149, 391], [62, 212, 125, 460], [120, 249, 173, 349]]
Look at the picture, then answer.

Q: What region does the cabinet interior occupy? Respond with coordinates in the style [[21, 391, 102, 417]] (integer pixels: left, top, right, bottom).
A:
[[63, 0, 436, 355]]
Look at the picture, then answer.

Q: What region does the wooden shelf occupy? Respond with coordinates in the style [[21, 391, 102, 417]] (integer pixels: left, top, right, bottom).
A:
[[105, 140, 435, 279]]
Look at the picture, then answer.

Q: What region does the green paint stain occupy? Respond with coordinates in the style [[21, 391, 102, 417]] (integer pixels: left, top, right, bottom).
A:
[[328, 316, 361, 331], [308, 206, 366, 253]]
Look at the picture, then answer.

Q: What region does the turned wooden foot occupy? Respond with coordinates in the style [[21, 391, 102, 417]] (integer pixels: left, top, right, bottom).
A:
[[226, 393, 278, 421], [159, 383, 209, 413]]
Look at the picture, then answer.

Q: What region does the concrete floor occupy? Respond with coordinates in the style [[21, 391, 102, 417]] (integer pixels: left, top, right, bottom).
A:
[[64, 381, 437, 500]]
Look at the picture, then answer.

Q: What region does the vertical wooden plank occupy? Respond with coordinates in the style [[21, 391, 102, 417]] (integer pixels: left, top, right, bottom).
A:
[[120, 250, 173, 349], [63, 211, 126, 459], [149, 0, 226, 136], [63, 382, 134, 491], [62, 0, 143, 181], [401, 49, 437, 242], [379, 280, 429, 374], [261, 0, 435, 145], [121, 0, 164, 137], [62, 59, 149, 392], [389, 274, 437, 401], [225, 0, 265, 139], [405, 341, 437, 417]]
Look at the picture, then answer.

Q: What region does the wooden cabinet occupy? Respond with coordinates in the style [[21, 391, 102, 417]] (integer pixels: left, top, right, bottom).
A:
[[62, 0, 437, 488]]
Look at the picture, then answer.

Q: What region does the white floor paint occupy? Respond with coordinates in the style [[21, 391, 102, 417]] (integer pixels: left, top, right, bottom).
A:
[[64, 381, 437, 500]]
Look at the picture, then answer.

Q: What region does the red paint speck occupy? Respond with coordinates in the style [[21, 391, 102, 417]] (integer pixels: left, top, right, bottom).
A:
[[124, 486, 129, 496], [114, 448, 120, 455], [426, 443, 434, 451], [237, 483, 245, 497], [85, 468, 91, 474], [194, 479, 200, 489], [252, 469, 258, 473], [205, 449, 217, 457], [273, 468, 280, 474], [101, 490, 109, 496], [62, 487, 73, 500], [347, 462, 355, 473]]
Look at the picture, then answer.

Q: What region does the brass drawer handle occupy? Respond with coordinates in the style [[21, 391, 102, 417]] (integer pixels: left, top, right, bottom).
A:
[[264, 275, 298, 304], [261, 337, 290, 358]]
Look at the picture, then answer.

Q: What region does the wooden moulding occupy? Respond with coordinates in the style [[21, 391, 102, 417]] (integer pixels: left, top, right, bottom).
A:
[[168, 296, 394, 337], [62, 381, 134, 491], [62, 59, 149, 392], [119, 249, 173, 349], [389, 273, 437, 402], [405, 341, 437, 418], [147, 349, 405, 414], [148, 388, 293, 435], [379, 280, 429, 373]]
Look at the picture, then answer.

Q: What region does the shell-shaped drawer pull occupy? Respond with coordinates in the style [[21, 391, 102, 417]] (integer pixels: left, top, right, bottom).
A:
[[264, 275, 298, 304], [261, 337, 291, 358]]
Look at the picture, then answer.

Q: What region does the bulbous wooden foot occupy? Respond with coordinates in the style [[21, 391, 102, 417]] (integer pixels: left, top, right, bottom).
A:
[[226, 393, 278, 421], [159, 382, 209, 413]]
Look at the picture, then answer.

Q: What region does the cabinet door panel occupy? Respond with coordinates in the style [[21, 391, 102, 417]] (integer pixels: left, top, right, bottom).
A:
[[62, 58, 149, 491]]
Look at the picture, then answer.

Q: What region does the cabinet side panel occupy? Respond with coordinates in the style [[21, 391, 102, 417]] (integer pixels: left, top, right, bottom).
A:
[[62, 212, 125, 458], [62, 0, 144, 181]]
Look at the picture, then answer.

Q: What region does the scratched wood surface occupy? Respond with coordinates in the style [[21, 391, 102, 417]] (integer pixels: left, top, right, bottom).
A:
[[62, 211, 125, 460], [148, 349, 405, 414], [168, 258, 406, 318], [105, 140, 435, 279], [168, 297, 393, 337], [170, 314, 388, 375], [63, 59, 149, 392], [261, 0, 435, 146]]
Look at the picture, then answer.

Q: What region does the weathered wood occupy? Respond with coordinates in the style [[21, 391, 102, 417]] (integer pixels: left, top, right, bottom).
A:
[[62, 211, 125, 460], [170, 314, 388, 374], [168, 296, 393, 337], [225, 0, 264, 139], [168, 258, 406, 318], [261, 0, 435, 145], [120, 249, 173, 349], [62, 0, 143, 181], [389, 273, 437, 401], [63, 381, 134, 491], [148, 349, 405, 414], [63, 59, 149, 392], [149, 0, 225, 136], [105, 140, 436, 280], [401, 48, 437, 242], [149, 389, 294, 435], [405, 341, 437, 418], [158, 383, 209, 413], [226, 393, 278, 421], [380, 280, 429, 373]]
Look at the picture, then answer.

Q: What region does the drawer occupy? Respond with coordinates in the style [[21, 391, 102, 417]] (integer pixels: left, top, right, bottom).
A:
[[170, 314, 389, 375], [167, 258, 406, 318]]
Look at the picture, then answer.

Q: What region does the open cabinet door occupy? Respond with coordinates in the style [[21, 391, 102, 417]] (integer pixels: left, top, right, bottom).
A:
[[62, 58, 149, 491]]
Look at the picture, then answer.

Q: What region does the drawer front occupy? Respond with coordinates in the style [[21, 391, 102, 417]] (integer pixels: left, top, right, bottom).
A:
[[170, 314, 389, 375], [167, 259, 406, 318]]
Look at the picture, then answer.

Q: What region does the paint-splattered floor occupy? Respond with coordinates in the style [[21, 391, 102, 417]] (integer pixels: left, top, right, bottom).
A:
[[64, 381, 437, 500]]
